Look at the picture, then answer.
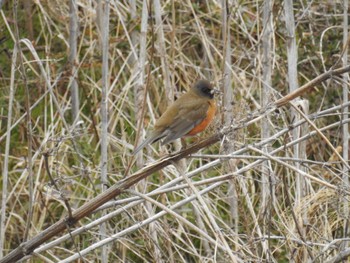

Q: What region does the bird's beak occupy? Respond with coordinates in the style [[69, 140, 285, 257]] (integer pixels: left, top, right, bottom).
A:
[[210, 87, 222, 95]]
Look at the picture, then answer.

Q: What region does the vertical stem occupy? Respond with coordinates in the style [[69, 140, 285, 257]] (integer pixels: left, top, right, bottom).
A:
[[261, 0, 273, 259], [69, 0, 80, 124], [284, 0, 303, 205], [0, 42, 17, 260], [284, 0, 299, 92], [13, 0, 34, 242], [134, 0, 149, 162], [154, 0, 172, 102], [221, 0, 238, 250], [342, 0, 349, 250], [170, 0, 175, 88], [100, 0, 110, 262], [285, 1, 311, 260], [222, 0, 233, 126], [129, 0, 138, 66]]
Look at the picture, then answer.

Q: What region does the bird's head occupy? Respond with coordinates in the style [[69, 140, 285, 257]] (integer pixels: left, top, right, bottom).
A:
[[192, 79, 219, 99]]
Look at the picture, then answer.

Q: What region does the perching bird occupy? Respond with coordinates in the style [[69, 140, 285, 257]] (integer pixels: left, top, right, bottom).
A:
[[133, 79, 217, 154]]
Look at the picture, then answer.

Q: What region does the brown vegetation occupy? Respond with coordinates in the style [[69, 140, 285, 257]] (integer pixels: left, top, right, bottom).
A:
[[1, 1, 350, 262]]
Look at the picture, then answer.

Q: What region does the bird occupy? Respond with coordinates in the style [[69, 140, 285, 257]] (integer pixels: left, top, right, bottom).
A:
[[133, 79, 218, 154]]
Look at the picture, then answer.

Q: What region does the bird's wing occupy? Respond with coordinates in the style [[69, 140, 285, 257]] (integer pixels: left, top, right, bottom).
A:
[[161, 101, 209, 145]]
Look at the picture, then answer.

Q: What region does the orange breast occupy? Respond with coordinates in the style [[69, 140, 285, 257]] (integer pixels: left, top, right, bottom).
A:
[[187, 100, 216, 136]]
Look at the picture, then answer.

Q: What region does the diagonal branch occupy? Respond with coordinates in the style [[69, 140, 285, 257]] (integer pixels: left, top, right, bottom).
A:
[[274, 65, 350, 107]]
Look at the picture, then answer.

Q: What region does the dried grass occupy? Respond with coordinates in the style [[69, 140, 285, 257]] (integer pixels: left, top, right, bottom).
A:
[[1, 0, 350, 262]]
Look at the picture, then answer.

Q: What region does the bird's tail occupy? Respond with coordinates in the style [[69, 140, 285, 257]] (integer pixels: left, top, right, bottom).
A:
[[132, 131, 164, 155]]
